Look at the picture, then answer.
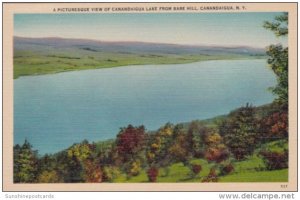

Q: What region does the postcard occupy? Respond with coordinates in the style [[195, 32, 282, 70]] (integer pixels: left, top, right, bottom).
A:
[[2, 2, 297, 191]]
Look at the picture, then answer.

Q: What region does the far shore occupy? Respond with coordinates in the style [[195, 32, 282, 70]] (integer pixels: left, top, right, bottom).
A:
[[14, 55, 266, 79]]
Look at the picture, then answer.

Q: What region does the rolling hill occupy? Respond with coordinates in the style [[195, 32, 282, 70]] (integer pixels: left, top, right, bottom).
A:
[[13, 36, 266, 78]]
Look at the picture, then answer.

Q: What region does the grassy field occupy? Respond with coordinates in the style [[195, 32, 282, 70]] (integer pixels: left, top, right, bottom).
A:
[[112, 157, 287, 183], [14, 49, 263, 79], [108, 139, 288, 183], [219, 169, 288, 182]]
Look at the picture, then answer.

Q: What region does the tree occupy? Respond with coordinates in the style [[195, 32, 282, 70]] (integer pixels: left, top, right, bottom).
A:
[[168, 124, 189, 165], [37, 170, 61, 183], [37, 154, 56, 175], [147, 123, 173, 165], [263, 13, 288, 37], [116, 125, 146, 163], [260, 110, 288, 141], [204, 132, 229, 163], [65, 140, 96, 182], [13, 144, 21, 182], [186, 121, 206, 158], [83, 159, 102, 183], [102, 166, 121, 182], [264, 13, 288, 106], [14, 140, 38, 183], [67, 141, 93, 163], [219, 104, 260, 160]]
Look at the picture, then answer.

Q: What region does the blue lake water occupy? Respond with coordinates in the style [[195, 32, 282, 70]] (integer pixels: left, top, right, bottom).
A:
[[14, 59, 276, 154]]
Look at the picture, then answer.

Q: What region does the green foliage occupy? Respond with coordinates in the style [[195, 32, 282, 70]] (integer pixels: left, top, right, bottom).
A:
[[264, 13, 288, 105], [102, 166, 121, 182], [266, 45, 288, 104], [260, 139, 288, 153], [46, 140, 97, 183], [67, 140, 93, 162], [37, 170, 61, 183], [220, 104, 260, 160], [13, 140, 38, 183], [263, 13, 288, 37], [186, 121, 206, 158], [129, 159, 142, 177], [168, 131, 189, 164], [146, 123, 174, 167], [202, 167, 218, 182], [232, 154, 266, 173]]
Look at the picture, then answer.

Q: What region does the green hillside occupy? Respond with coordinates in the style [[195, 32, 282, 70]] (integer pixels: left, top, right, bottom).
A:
[[14, 37, 265, 79]]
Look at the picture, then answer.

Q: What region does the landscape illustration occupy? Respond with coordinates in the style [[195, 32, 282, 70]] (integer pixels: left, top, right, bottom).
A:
[[13, 12, 288, 183]]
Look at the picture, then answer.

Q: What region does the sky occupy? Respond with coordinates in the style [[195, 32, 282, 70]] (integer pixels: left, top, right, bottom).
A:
[[14, 13, 287, 48]]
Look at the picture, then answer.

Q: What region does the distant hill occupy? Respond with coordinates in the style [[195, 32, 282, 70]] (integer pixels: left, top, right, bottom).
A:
[[14, 36, 266, 56], [13, 36, 266, 78]]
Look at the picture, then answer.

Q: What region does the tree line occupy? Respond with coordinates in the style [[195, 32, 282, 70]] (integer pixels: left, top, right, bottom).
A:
[[13, 100, 288, 183]]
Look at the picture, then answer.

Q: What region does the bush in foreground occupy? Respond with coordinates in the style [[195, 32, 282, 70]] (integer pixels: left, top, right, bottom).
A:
[[260, 150, 288, 170], [147, 167, 159, 182]]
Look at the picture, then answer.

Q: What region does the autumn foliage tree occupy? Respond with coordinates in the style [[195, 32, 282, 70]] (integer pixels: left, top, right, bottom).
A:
[[204, 132, 229, 163], [83, 159, 103, 182], [146, 123, 174, 167], [116, 125, 146, 163], [66, 140, 100, 182], [260, 110, 288, 141], [168, 124, 190, 165]]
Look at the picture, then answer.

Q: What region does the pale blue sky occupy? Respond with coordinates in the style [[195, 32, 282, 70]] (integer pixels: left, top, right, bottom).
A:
[[14, 13, 287, 48]]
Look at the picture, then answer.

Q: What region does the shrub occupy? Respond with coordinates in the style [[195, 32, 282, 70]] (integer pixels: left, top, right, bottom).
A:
[[220, 163, 234, 175], [260, 150, 288, 170], [192, 164, 202, 175], [102, 166, 121, 182], [37, 170, 61, 183], [205, 145, 229, 163], [129, 160, 141, 176], [260, 111, 288, 140], [202, 168, 218, 182], [147, 167, 159, 182]]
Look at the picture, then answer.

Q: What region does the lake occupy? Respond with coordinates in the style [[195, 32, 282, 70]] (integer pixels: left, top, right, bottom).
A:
[[14, 59, 276, 154]]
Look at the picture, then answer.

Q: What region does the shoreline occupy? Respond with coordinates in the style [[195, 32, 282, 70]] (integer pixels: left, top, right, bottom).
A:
[[14, 56, 266, 79]]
